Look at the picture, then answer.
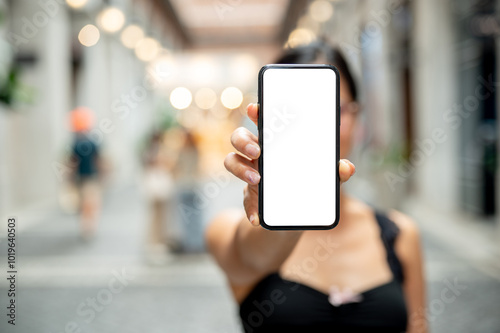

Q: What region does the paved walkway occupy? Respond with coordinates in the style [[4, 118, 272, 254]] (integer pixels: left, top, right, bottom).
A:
[[0, 181, 499, 332]]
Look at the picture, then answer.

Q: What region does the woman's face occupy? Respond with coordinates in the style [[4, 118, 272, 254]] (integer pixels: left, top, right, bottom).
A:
[[339, 77, 358, 159]]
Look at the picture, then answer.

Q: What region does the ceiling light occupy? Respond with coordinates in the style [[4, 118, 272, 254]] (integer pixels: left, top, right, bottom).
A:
[[229, 54, 259, 88], [170, 87, 192, 110], [66, 0, 88, 9], [195, 88, 217, 110], [135, 37, 160, 62], [97, 7, 125, 34], [309, 0, 334, 23], [221, 87, 243, 109], [121, 25, 144, 49], [78, 24, 100, 47], [287, 28, 316, 48]]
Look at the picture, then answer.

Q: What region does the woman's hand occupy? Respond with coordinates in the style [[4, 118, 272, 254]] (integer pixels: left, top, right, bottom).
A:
[[224, 103, 356, 227]]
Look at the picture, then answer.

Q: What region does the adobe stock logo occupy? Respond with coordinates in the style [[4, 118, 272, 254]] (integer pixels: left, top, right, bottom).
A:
[[213, 0, 243, 20], [54, 268, 135, 333], [6, 0, 67, 50], [241, 289, 286, 333], [409, 277, 467, 330], [241, 235, 339, 332], [384, 73, 499, 191]]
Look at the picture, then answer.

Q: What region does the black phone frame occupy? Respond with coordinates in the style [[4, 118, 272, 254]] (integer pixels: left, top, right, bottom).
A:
[[258, 64, 341, 230]]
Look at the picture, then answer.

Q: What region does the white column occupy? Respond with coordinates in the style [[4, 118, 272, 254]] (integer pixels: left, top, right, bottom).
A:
[[496, 2, 500, 240], [0, 0, 11, 221], [4, 0, 71, 211], [77, 31, 154, 185], [42, 0, 71, 186], [0, 107, 10, 222], [411, 0, 458, 212]]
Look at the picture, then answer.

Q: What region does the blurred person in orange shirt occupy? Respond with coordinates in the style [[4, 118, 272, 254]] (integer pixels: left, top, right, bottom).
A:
[[69, 106, 102, 241]]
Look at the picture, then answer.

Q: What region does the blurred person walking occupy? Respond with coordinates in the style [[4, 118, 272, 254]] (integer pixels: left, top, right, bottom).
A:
[[142, 131, 175, 264], [69, 106, 102, 241], [207, 42, 427, 333], [173, 129, 203, 252]]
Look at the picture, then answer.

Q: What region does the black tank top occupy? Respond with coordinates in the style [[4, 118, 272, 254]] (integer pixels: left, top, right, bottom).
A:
[[239, 211, 408, 333]]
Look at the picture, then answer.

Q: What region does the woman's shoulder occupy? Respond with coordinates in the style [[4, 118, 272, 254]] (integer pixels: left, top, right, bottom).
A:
[[343, 196, 375, 219], [345, 197, 421, 257], [346, 196, 420, 236], [385, 209, 422, 267], [386, 209, 420, 239]]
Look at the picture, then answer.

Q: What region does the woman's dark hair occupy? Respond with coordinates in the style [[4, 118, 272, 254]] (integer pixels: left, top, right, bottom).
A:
[[275, 41, 358, 101]]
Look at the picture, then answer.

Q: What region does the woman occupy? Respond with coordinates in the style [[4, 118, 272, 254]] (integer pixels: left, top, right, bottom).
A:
[[142, 131, 174, 263], [206, 42, 427, 333]]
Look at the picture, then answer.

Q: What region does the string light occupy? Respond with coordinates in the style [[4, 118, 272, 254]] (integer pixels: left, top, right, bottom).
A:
[[221, 87, 243, 109], [121, 25, 144, 49], [135, 37, 160, 62], [308, 0, 334, 23], [170, 87, 193, 110], [97, 7, 125, 34], [66, 0, 88, 9], [195, 88, 217, 110], [286, 28, 316, 48], [78, 24, 100, 47]]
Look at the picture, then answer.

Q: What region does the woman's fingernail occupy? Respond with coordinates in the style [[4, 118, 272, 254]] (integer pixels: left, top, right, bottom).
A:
[[348, 161, 356, 174], [246, 170, 261, 184], [340, 160, 349, 171], [246, 103, 254, 113], [245, 144, 260, 158], [249, 213, 259, 226]]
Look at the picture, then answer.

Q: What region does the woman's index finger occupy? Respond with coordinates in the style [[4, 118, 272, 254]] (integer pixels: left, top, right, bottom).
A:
[[246, 103, 259, 126]]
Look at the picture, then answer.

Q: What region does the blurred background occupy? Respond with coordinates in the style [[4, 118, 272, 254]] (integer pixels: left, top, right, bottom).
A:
[[0, 0, 499, 332]]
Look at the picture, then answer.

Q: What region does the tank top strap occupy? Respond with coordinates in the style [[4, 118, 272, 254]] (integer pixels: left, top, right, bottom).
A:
[[374, 210, 404, 283]]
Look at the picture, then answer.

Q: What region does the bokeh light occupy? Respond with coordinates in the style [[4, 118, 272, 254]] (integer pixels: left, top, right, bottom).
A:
[[97, 7, 125, 34], [220, 87, 243, 109], [66, 0, 88, 9], [195, 88, 217, 110], [176, 109, 203, 129], [170, 87, 193, 110], [189, 56, 217, 86], [229, 54, 259, 88], [297, 14, 320, 34], [242, 92, 258, 115], [148, 54, 175, 83], [78, 24, 100, 47], [210, 106, 231, 119], [135, 37, 160, 62], [308, 0, 334, 23], [286, 28, 316, 48], [120, 25, 144, 49]]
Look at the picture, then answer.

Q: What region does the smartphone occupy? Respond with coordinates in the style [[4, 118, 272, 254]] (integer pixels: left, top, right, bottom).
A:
[[258, 64, 340, 230]]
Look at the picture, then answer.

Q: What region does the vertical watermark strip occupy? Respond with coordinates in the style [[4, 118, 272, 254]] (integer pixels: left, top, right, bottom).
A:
[[6, 217, 17, 326]]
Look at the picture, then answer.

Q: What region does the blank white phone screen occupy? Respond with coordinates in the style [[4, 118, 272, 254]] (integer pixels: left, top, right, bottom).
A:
[[262, 67, 337, 228]]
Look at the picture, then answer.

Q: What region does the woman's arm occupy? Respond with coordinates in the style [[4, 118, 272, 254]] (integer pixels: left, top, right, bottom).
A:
[[206, 209, 303, 286], [206, 103, 355, 287], [390, 210, 428, 333]]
